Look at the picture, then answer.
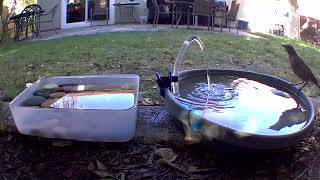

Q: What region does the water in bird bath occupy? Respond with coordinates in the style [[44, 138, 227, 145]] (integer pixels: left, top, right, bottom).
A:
[[176, 73, 307, 135], [171, 35, 307, 136]]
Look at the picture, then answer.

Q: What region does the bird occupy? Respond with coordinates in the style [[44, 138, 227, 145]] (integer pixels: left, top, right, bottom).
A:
[[281, 44, 320, 90]]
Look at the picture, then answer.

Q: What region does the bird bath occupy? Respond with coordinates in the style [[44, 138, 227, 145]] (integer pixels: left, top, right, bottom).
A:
[[159, 35, 315, 149]]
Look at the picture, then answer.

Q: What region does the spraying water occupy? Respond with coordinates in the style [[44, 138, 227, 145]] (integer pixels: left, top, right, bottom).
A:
[[172, 35, 204, 95]]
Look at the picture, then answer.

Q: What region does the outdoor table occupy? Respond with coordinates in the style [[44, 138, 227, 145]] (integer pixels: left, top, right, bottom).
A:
[[10, 10, 45, 40], [168, 0, 228, 29], [113, 2, 140, 22]]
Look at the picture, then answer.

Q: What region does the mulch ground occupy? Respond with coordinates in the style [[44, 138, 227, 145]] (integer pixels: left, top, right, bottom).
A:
[[0, 117, 319, 180]]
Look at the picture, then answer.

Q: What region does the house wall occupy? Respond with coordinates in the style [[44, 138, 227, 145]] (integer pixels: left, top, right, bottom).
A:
[[226, 0, 299, 39], [38, 0, 148, 28], [38, 0, 62, 30], [113, 0, 148, 23]]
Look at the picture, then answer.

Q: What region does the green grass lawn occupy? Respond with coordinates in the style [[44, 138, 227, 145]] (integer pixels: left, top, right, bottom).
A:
[[0, 31, 319, 102]]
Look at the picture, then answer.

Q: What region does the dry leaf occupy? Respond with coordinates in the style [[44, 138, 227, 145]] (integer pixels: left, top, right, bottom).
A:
[[155, 148, 177, 163], [62, 168, 73, 178], [94, 170, 111, 178], [52, 140, 72, 147], [87, 161, 95, 171], [7, 134, 12, 142], [121, 172, 125, 180], [141, 98, 153, 105], [187, 165, 217, 173], [156, 159, 189, 174], [96, 160, 107, 171], [156, 159, 168, 166]]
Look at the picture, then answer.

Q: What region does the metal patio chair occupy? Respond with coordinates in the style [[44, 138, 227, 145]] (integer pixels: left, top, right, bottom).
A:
[[40, 4, 59, 33], [192, 0, 213, 30], [152, 0, 175, 28], [90, 0, 109, 26]]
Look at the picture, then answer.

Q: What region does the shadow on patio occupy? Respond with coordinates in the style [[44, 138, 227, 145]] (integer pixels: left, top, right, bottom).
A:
[[36, 24, 263, 41]]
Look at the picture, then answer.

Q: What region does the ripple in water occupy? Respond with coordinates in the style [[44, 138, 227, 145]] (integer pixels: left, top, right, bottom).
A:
[[176, 74, 307, 135]]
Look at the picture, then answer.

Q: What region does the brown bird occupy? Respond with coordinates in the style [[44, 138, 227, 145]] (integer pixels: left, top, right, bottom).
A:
[[281, 44, 320, 90]]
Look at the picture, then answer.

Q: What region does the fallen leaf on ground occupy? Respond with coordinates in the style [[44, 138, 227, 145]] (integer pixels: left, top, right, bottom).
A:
[[141, 98, 153, 105], [87, 161, 95, 171], [121, 172, 125, 180], [96, 160, 107, 171], [7, 134, 12, 141], [62, 168, 73, 178], [187, 165, 218, 173], [155, 148, 177, 163], [156, 159, 189, 174], [52, 140, 72, 147], [94, 170, 111, 178]]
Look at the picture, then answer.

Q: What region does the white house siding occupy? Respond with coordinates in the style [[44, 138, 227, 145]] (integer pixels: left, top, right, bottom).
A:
[[113, 0, 148, 23], [226, 0, 299, 39], [38, 0, 62, 30], [38, 0, 148, 27]]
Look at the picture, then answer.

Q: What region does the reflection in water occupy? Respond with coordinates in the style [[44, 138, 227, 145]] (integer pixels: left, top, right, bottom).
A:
[[177, 74, 307, 135], [50, 90, 135, 110], [270, 108, 306, 130]]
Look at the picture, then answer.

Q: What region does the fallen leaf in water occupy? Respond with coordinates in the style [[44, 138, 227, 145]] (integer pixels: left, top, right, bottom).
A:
[[96, 160, 107, 171], [52, 140, 72, 147], [87, 161, 95, 171], [62, 168, 73, 178], [155, 148, 177, 163], [94, 170, 111, 178]]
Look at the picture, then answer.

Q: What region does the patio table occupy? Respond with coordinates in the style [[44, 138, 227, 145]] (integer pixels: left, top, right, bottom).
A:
[[10, 10, 45, 40], [167, 0, 228, 29], [113, 2, 141, 22]]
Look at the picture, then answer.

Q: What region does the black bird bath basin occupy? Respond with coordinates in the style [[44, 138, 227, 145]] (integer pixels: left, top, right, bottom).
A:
[[158, 35, 315, 149]]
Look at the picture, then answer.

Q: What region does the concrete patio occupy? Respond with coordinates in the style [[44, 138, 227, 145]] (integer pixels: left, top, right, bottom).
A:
[[36, 24, 263, 41]]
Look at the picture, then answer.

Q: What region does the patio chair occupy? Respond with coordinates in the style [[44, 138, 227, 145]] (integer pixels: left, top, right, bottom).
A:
[[171, 0, 194, 29], [152, 0, 175, 28], [192, 0, 213, 30], [226, 0, 240, 34], [90, 0, 109, 27], [39, 4, 59, 33]]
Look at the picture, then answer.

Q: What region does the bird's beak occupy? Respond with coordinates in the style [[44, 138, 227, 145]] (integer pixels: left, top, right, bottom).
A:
[[281, 44, 287, 48]]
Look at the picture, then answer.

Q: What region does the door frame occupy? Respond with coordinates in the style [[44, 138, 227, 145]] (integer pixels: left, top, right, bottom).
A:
[[61, 0, 90, 29]]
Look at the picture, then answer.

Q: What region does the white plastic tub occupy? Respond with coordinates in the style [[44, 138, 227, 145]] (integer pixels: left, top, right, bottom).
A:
[[9, 74, 139, 142]]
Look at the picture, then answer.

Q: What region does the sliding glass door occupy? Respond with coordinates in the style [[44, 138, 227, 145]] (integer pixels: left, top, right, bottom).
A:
[[61, 0, 89, 28]]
